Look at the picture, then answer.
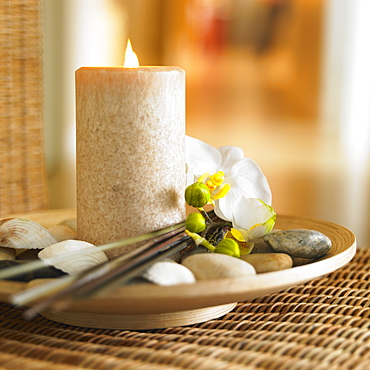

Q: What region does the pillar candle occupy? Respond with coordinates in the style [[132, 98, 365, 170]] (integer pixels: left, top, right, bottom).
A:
[[76, 66, 186, 258]]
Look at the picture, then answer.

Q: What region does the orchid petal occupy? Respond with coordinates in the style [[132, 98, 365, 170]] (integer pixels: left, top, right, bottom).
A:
[[232, 198, 276, 240], [213, 199, 229, 221], [214, 186, 245, 221], [186, 167, 196, 187], [218, 145, 244, 172], [226, 230, 254, 255], [185, 136, 221, 181], [228, 157, 272, 205]]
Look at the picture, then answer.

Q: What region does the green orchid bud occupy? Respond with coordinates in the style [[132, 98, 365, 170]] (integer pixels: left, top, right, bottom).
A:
[[214, 238, 240, 258], [185, 182, 211, 208], [185, 213, 207, 233]]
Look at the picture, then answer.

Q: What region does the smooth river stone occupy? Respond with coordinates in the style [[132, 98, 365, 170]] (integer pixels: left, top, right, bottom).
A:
[[141, 259, 196, 286], [250, 239, 275, 254], [241, 253, 292, 273], [182, 253, 256, 280], [263, 229, 331, 259]]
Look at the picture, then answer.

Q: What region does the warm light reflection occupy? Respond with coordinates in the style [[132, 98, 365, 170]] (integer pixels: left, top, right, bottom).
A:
[[123, 39, 139, 68]]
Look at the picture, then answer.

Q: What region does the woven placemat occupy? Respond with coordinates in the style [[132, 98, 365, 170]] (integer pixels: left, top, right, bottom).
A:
[[0, 248, 369, 369]]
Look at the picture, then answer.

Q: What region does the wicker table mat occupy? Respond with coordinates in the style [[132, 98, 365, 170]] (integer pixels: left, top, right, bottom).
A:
[[0, 248, 369, 369]]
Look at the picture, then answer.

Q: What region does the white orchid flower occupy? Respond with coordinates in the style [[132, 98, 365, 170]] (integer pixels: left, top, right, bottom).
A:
[[185, 136, 272, 221], [231, 197, 276, 241]]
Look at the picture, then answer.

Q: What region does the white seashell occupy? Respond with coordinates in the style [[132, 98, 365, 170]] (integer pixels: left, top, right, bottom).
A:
[[0, 218, 58, 249], [141, 259, 196, 286], [48, 225, 78, 242], [38, 240, 108, 275], [59, 218, 77, 232], [182, 253, 256, 280], [0, 247, 15, 260]]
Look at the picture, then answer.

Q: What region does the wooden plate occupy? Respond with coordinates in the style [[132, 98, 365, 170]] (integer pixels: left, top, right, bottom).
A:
[[0, 210, 357, 329]]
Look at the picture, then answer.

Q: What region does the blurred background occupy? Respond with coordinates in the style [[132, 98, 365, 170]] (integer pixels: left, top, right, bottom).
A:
[[42, 0, 369, 247]]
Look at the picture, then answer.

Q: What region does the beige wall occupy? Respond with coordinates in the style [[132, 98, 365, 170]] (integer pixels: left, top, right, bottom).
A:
[[43, 0, 127, 209], [42, 0, 369, 246]]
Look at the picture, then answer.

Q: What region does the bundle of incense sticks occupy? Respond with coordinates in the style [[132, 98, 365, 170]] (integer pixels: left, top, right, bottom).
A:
[[1, 222, 190, 318], [23, 232, 193, 320]]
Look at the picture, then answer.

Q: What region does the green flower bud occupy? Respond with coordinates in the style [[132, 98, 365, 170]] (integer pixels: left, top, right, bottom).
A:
[[214, 238, 240, 258], [185, 182, 211, 208], [185, 213, 207, 233]]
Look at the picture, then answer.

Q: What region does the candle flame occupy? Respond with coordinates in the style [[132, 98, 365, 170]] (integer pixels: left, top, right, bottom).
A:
[[123, 39, 139, 68]]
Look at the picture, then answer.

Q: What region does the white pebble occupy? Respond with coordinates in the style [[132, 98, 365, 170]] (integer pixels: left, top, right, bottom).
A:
[[141, 260, 196, 286]]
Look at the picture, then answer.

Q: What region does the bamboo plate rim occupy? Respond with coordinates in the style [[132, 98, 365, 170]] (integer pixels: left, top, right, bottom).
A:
[[0, 210, 357, 318]]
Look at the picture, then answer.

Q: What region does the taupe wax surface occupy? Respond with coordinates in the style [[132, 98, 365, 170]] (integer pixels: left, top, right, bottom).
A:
[[76, 67, 186, 256]]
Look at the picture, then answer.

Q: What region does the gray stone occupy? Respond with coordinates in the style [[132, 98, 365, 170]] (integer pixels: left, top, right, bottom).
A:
[[241, 253, 292, 273], [263, 229, 331, 259], [250, 239, 275, 254]]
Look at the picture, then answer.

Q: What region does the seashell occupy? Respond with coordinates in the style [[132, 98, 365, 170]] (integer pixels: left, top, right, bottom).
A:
[[59, 218, 77, 232], [0, 218, 58, 249], [0, 247, 15, 260], [182, 253, 256, 280], [48, 224, 78, 242], [38, 240, 108, 275], [263, 229, 332, 259], [141, 259, 196, 286]]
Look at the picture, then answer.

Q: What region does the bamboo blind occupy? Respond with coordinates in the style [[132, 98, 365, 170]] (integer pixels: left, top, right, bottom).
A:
[[0, 0, 48, 216]]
